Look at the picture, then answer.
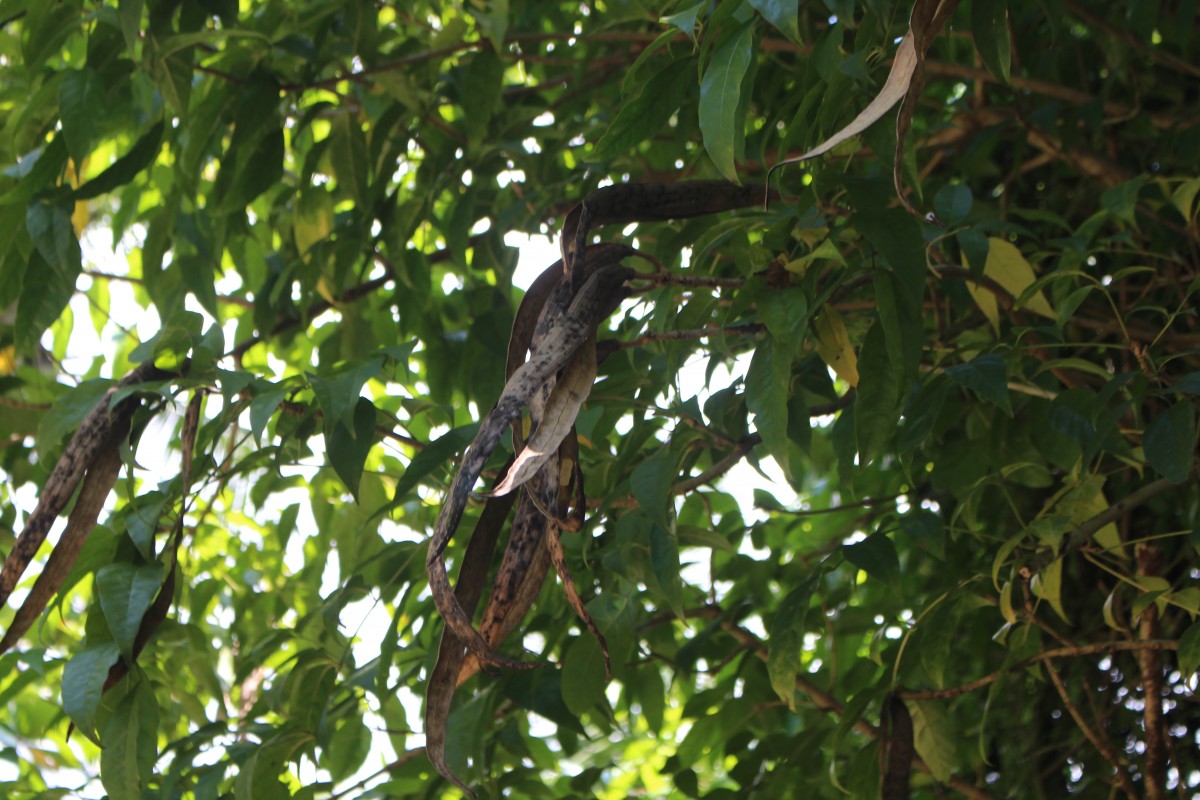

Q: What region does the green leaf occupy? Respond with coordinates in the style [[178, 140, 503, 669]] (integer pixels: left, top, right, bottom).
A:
[[637, 671, 666, 734], [934, 183, 973, 226], [698, 22, 754, 182], [957, 228, 990, 280], [1171, 372, 1200, 394], [62, 640, 122, 740], [649, 525, 683, 617], [632, 449, 676, 531], [124, 494, 167, 562], [746, 338, 791, 475], [748, 0, 800, 42], [326, 397, 378, 501], [37, 378, 112, 460], [854, 321, 898, 463], [663, 0, 706, 42], [59, 68, 108, 161], [503, 670, 583, 734], [1179, 621, 1200, 678], [561, 635, 607, 716], [391, 423, 480, 501], [117, 0, 144, 53], [945, 354, 1013, 416], [971, 0, 1011, 83], [100, 678, 159, 800], [908, 700, 957, 782], [26, 201, 81, 277], [757, 286, 809, 344], [234, 729, 309, 800], [900, 510, 945, 559], [250, 387, 289, 441], [17, 206, 79, 345], [149, 38, 194, 116], [309, 359, 383, 435], [468, 0, 508, 49], [843, 533, 900, 589], [1101, 176, 1148, 227], [856, 206, 924, 384], [96, 561, 166, 658], [767, 575, 817, 710], [1143, 401, 1196, 483], [592, 58, 693, 160], [325, 710, 370, 782], [462, 47, 504, 147], [331, 110, 369, 208]]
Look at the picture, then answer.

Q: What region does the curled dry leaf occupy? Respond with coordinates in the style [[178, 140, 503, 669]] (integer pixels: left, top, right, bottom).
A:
[[0, 437, 125, 654], [425, 262, 633, 672], [767, 0, 961, 217], [0, 362, 167, 610], [489, 333, 598, 498], [425, 181, 777, 794]]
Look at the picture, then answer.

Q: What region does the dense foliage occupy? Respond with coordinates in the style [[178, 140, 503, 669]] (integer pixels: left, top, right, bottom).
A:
[[1, 1, 1198, 798]]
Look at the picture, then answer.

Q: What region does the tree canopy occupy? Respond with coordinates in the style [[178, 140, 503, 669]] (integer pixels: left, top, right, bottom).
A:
[[1, 1, 1199, 798]]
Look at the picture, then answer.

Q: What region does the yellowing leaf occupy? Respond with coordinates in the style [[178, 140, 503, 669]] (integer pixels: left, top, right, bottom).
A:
[[813, 308, 859, 387], [999, 580, 1017, 624], [316, 276, 338, 306], [294, 187, 335, 260], [965, 238, 1055, 331], [72, 200, 89, 236], [1031, 557, 1069, 623]]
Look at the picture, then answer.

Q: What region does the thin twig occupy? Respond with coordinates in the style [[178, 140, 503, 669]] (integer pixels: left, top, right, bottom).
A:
[[1043, 659, 1138, 800], [899, 640, 1179, 701]]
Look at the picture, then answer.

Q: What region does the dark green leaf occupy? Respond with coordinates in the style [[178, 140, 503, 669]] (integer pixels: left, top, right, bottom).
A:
[[96, 561, 166, 658], [73, 121, 165, 201], [699, 22, 754, 181], [945, 354, 1013, 416], [331, 111, 369, 209], [1180, 621, 1200, 678], [934, 184, 973, 226], [632, 449, 676, 531], [25, 201, 81, 277], [62, 640, 122, 740], [326, 397, 378, 501], [391, 423, 480, 501], [561, 636, 607, 716], [1143, 401, 1196, 483], [748, 0, 800, 42], [593, 58, 693, 160], [100, 678, 159, 800], [1170, 372, 1200, 395], [854, 321, 899, 464], [650, 525, 683, 617], [971, 0, 1011, 83], [844, 534, 900, 589], [309, 359, 384, 435], [59, 68, 108, 161], [746, 338, 791, 475], [767, 575, 817, 710], [900, 510, 945, 559], [957, 228, 990, 280], [664, 0, 705, 42], [503, 670, 583, 734]]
